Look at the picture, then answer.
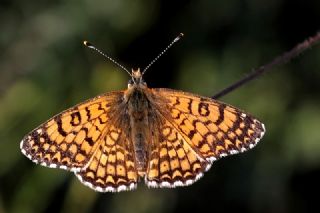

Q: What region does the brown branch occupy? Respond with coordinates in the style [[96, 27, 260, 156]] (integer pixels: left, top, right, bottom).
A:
[[212, 31, 320, 99]]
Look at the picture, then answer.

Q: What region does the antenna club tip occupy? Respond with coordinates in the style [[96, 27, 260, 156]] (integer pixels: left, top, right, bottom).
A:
[[173, 33, 184, 42], [83, 40, 93, 47]]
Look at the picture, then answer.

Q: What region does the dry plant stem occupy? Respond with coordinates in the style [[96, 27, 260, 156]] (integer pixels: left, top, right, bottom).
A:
[[212, 32, 320, 100]]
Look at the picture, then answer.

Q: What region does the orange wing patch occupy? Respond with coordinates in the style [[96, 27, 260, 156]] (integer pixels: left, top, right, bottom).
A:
[[75, 126, 138, 192], [152, 88, 265, 169], [145, 117, 207, 188], [20, 92, 123, 172]]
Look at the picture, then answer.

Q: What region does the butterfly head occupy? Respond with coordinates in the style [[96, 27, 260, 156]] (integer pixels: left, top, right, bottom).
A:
[[128, 68, 147, 89]]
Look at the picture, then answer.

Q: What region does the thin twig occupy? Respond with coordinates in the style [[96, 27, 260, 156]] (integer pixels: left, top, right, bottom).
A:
[[212, 31, 320, 99]]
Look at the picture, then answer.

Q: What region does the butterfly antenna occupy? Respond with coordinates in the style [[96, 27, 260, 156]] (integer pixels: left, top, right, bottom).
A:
[[142, 33, 184, 75], [83, 41, 132, 77]]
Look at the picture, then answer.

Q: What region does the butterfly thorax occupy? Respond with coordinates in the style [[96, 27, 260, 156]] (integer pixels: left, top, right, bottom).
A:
[[125, 69, 151, 177]]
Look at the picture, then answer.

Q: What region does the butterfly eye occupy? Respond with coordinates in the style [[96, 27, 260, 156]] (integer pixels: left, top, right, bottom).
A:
[[141, 79, 147, 86], [127, 79, 135, 89], [128, 77, 146, 87]]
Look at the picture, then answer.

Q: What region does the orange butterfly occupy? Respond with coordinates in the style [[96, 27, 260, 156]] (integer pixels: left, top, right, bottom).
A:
[[20, 34, 265, 192]]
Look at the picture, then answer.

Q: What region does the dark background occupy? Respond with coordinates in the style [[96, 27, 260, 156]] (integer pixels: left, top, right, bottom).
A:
[[1, 0, 320, 213]]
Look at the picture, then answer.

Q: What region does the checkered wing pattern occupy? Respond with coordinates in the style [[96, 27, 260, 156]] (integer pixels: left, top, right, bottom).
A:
[[144, 88, 265, 187], [75, 125, 138, 192], [20, 91, 138, 192], [145, 115, 207, 188]]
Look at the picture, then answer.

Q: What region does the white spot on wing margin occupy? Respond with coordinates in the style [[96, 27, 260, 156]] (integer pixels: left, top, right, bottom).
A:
[[74, 172, 137, 192], [145, 171, 205, 188]]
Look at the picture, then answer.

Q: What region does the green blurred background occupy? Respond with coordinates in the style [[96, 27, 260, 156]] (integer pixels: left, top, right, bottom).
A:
[[1, 0, 320, 212]]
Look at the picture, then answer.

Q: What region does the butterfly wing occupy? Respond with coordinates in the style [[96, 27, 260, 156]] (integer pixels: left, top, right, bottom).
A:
[[145, 88, 265, 187], [20, 92, 122, 171], [21, 91, 139, 191], [145, 113, 208, 187], [75, 125, 138, 192]]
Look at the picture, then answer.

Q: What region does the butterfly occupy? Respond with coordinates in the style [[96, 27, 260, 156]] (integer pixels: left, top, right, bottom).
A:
[[20, 34, 265, 192]]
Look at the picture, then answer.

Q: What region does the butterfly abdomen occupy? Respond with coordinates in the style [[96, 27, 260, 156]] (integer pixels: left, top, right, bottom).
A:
[[126, 88, 151, 176]]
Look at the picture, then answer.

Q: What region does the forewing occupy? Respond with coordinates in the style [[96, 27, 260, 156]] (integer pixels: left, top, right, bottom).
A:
[[20, 91, 124, 172], [152, 88, 265, 168]]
